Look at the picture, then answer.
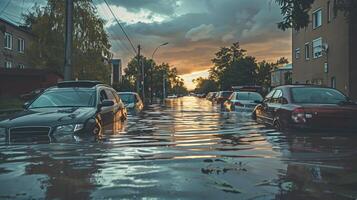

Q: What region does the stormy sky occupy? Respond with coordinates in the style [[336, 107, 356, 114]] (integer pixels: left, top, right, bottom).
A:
[[1, 0, 291, 89]]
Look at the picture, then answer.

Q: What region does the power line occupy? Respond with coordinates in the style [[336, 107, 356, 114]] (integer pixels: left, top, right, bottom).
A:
[[102, 0, 137, 55]]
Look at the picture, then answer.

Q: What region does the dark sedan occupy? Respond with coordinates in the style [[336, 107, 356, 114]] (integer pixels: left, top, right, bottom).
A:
[[253, 85, 357, 131], [0, 81, 127, 143]]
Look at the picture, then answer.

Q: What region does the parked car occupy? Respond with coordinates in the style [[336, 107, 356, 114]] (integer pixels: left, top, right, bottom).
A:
[[215, 91, 233, 104], [117, 92, 144, 112], [0, 81, 127, 143], [206, 92, 216, 101], [224, 91, 263, 112], [253, 85, 357, 131]]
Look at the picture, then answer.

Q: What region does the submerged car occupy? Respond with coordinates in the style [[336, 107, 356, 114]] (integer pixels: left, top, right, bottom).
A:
[[224, 91, 263, 112], [0, 81, 127, 143], [253, 85, 357, 131], [117, 92, 144, 112]]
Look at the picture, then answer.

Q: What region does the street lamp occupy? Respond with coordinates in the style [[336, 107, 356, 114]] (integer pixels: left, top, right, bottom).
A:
[[150, 42, 168, 103]]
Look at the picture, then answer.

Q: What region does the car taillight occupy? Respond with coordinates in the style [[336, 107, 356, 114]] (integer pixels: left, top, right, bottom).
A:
[[291, 108, 306, 123], [235, 102, 243, 107]]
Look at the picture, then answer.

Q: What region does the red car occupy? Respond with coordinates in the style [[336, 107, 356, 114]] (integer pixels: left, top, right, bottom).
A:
[[253, 85, 357, 131]]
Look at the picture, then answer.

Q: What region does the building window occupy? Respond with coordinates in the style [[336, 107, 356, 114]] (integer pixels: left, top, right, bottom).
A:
[[4, 61, 12, 69], [312, 9, 322, 29], [18, 64, 25, 69], [327, 1, 331, 23], [304, 43, 310, 60], [17, 38, 25, 53], [312, 38, 323, 58], [331, 77, 336, 88], [4, 32, 13, 50], [295, 48, 301, 59]]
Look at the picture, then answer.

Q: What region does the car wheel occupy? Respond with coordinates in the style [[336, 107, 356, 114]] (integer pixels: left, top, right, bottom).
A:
[[93, 121, 102, 135]]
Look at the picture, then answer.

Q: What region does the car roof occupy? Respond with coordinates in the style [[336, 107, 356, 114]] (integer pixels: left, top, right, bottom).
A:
[[118, 92, 138, 95], [276, 84, 327, 89], [56, 80, 110, 89]]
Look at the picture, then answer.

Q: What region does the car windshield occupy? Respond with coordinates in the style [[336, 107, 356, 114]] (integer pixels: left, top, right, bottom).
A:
[[119, 94, 135, 104], [291, 87, 347, 104], [220, 91, 233, 98], [236, 92, 263, 101], [29, 88, 96, 108]]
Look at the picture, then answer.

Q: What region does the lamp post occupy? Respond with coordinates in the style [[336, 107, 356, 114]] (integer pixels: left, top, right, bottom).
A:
[[151, 42, 168, 103]]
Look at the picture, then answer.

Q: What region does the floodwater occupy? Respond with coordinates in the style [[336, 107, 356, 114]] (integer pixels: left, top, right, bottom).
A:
[[0, 96, 357, 199]]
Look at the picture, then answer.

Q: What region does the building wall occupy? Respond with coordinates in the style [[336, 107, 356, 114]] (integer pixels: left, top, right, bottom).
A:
[[292, 0, 350, 96], [349, 10, 357, 100], [0, 19, 33, 69]]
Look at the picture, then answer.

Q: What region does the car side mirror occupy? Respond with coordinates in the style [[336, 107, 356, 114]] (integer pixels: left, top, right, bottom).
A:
[[22, 102, 30, 109], [281, 97, 289, 104], [98, 100, 114, 111]]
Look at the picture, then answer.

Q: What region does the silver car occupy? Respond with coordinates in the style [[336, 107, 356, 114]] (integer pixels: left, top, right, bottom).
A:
[[224, 92, 263, 112]]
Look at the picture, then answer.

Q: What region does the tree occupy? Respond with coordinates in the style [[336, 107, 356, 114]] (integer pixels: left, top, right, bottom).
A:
[[276, 0, 357, 31], [24, 0, 112, 83], [123, 56, 188, 99], [209, 42, 257, 90], [193, 77, 218, 94]]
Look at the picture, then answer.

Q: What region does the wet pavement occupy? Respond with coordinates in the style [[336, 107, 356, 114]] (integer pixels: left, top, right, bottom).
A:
[[0, 96, 357, 199]]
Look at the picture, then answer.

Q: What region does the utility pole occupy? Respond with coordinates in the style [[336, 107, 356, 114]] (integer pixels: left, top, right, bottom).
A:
[[139, 45, 145, 103], [163, 72, 166, 101], [136, 45, 141, 94], [64, 0, 73, 81]]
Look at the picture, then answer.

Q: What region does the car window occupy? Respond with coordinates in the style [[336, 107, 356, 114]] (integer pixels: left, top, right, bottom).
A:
[[105, 89, 117, 103], [271, 90, 283, 104], [119, 94, 135, 104], [229, 93, 236, 100], [99, 90, 108, 102], [291, 87, 347, 104], [264, 90, 275, 103], [237, 92, 263, 101]]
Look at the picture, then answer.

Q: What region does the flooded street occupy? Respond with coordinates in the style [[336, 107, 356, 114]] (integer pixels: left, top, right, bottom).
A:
[[0, 96, 357, 200]]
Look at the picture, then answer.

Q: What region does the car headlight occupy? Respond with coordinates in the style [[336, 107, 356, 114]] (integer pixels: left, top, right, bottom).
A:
[[54, 124, 84, 135]]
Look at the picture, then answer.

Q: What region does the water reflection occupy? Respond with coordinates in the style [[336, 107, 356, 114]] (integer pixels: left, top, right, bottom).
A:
[[0, 97, 356, 199]]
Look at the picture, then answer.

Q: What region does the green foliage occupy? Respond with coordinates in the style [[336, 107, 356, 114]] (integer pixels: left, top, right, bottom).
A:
[[196, 42, 289, 93], [123, 56, 188, 99], [24, 0, 112, 83], [275, 0, 357, 31], [193, 77, 218, 94]]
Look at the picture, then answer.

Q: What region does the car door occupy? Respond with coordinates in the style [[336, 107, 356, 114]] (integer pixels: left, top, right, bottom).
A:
[[257, 90, 276, 123], [98, 89, 112, 125], [104, 89, 120, 123], [266, 89, 283, 124]]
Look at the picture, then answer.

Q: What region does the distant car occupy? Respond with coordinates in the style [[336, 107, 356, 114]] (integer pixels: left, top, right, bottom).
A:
[[215, 91, 233, 104], [253, 85, 357, 131], [0, 81, 127, 143], [117, 92, 144, 112], [224, 92, 263, 112], [167, 94, 178, 99]]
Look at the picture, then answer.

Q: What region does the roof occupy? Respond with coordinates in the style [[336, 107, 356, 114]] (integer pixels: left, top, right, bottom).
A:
[[0, 17, 33, 35], [272, 63, 293, 72], [275, 84, 327, 89]]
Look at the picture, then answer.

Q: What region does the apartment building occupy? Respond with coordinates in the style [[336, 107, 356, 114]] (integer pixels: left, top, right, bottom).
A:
[[0, 18, 34, 69], [292, 0, 357, 99]]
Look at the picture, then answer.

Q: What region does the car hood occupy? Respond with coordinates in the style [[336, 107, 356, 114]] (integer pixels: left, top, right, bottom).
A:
[[0, 107, 96, 128]]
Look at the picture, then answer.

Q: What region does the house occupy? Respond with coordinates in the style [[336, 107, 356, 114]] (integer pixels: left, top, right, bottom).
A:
[[0, 18, 62, 97], [0, 18, 34, 69], [271, 63, 293, 87], [292, 0, 357, 99]]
